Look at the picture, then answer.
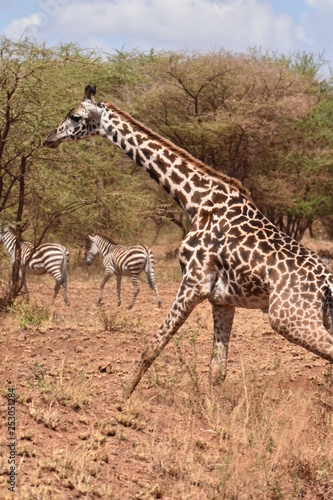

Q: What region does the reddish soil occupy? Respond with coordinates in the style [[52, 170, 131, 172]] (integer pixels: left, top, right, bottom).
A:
[[1, 241, 333, 499]]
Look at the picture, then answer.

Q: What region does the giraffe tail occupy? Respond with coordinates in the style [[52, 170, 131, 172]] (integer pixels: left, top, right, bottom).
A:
[[324, 275, 333, 333]]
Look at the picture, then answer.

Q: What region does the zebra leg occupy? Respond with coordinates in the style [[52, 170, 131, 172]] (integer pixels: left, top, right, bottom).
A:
[[97, 273, 112, 306], [209, 303, 235, 384], [51, 278, 69, 306], [63, 276, 69, 305], [51, 272, 69, 306], [20, 269, 29, 299], [116, 274, 122, 307], [128, 276, 140, 309], [61, 262, 69, 305], [52, 280, 62, 305], [124, 275, 204, 396], [155, 283, 162, 308], [22, 279, 29, 299]]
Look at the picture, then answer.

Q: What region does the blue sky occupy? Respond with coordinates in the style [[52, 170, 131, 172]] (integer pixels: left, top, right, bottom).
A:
[[1, 1, 332, 75]]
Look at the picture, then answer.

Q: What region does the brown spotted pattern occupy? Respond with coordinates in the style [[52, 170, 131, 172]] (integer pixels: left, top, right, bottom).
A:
[[43, 87, 333, 395]]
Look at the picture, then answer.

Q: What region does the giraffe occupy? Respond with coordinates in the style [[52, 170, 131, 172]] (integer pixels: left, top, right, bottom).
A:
[[43, 85, 333, 396]]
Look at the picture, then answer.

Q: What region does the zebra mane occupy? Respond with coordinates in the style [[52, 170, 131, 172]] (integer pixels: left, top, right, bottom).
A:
[[94, 232, 120, 245], [2, 225, 28, 242]]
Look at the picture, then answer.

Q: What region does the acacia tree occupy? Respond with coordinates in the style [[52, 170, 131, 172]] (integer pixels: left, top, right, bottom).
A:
[[1, 42, 332, 309], [0, 39, 108, 304], [119, 48, 332, 240], [0, 40, 163, 306], [0, 39, 58, 301]]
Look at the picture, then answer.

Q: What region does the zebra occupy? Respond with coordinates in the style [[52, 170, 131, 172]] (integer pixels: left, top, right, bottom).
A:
[[0, 226, 69, 305], [86, 233, 162, 309]]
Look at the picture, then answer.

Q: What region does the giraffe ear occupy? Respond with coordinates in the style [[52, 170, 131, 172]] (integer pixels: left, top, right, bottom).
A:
[[82, 101, 102, 120]]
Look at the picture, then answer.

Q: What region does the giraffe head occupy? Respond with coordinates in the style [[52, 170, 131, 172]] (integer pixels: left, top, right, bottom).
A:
[[43, 85, 104, 148]]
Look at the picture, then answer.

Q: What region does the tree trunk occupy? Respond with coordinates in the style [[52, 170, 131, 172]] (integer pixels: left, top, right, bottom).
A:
[[10, 155, 26, 301]]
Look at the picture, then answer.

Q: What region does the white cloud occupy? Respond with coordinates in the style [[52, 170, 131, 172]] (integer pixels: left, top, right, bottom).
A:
[[3, 13, 45, 41], [299, 1, 333, 59], [1, 0, 333, 71], [305, 0, 333, 6], [25, 0, 297, 53], [295, 24, 313, 45]]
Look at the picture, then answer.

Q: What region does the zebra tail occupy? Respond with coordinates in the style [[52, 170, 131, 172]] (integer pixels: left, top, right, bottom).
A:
[[59, 251, 69, 285], [145, 249, 155, 291]]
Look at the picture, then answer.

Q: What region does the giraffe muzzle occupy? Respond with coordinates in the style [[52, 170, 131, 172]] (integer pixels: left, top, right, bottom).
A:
[[42, 137, 60, 148]]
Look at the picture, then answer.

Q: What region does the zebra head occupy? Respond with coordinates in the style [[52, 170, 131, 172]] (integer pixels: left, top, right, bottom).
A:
[[86, 235, 100, 265], [43, 85, 104, 149]]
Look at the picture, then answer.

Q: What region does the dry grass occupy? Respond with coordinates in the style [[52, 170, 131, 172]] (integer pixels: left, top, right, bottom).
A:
[[1, 240, 333, 498]]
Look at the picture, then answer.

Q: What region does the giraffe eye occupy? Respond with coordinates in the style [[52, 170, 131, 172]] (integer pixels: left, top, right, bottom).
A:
[[71, 114, 82, 123]]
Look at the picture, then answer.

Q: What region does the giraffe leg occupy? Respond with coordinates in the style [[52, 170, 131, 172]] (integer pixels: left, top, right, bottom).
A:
[[128, 276, 139, 309], [116, 275, 122, 307], [269, 307, 333, 363], [124, 276, 204, 396], [209, 304, 235, 385], [97, 273, 112, 306]]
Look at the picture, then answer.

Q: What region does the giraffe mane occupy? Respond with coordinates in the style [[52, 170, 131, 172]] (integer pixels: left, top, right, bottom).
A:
[[104, 101, 252, 202]]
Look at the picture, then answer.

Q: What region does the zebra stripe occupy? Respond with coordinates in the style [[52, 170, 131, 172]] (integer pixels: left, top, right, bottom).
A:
[[86, 233, 161, 309], [0, 226, 69, 304]]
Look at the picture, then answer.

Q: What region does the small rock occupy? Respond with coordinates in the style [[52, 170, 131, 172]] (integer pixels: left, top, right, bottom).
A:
[[98, 362, 113, 374]]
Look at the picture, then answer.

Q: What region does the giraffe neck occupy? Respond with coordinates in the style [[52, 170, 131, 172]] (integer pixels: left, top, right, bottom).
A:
[[97, 102, 250, 222]]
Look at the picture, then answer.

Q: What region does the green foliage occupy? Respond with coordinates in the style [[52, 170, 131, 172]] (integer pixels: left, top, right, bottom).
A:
[[288, 50, 328, 79], [11, 299, 50, 330], [0, 38, 159, 245], [122, 48, 333, 239], [29, 361, 47, 387], [0, 38, 332, 246]]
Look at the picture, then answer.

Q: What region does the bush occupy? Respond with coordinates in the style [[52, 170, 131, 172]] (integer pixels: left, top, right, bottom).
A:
[[12, 299, 50, 330]]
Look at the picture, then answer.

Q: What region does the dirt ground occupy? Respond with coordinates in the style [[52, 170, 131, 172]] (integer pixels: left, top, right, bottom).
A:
[[1, 240, 333, 499]]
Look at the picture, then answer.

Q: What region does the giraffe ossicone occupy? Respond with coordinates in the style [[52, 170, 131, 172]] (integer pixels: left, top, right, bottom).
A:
[[43, 86, 333, 396]]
